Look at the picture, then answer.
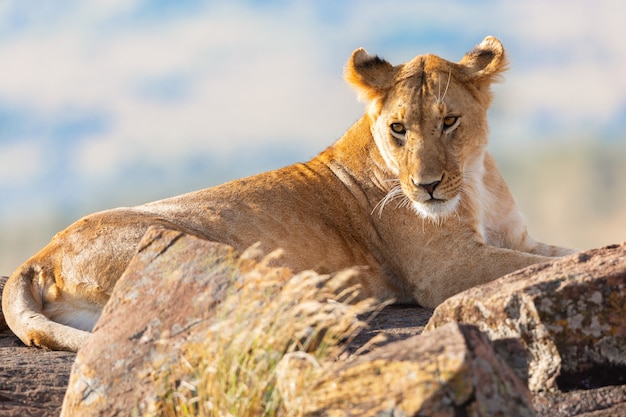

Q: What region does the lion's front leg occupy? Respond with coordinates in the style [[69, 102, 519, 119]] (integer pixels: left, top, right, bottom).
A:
[[519, 236, 578, 257], [494, 209, 577, 257], [410, 241, 554, 308], [484, 202, 577, 257], [479, 154, 576, 258]]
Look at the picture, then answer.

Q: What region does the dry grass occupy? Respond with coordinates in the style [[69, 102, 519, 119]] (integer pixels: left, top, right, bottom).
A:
[[159, 247, 379, 417]]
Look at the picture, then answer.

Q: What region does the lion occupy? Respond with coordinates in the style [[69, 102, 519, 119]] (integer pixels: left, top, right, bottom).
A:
[[2, 36, 574, 351]]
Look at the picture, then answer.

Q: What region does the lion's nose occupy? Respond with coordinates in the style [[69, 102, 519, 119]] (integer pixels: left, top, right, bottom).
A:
[[419, 180, 440, 196], [412, 178, 441, 197]]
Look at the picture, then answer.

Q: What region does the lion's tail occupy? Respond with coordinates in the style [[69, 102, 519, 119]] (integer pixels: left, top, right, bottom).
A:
[[1, 264, 89, 352]]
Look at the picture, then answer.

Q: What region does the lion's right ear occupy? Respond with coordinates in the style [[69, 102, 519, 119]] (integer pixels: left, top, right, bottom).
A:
[[459, 36, 508, 86], [344, 48, 395, 102]]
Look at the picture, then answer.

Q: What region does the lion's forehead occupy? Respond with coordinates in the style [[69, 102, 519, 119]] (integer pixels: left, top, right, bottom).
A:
[[396, 54, 455, 84], [384, 58, 470, 123], [384, 80, 449, 124]]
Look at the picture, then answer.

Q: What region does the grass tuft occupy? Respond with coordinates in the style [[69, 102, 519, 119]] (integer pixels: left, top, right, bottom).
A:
[[160, 248, 378, 417]]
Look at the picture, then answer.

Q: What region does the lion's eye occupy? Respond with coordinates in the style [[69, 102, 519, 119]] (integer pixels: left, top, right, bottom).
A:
[[442, 116, 459, 132], [390, 123, 406, 135], [389, 123, 407, 146]]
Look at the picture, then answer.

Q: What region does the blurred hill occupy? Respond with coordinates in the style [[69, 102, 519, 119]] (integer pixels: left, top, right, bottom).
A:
[[496, 140, 626, 251]]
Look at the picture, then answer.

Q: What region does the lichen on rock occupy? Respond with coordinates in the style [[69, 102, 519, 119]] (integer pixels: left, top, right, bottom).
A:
[[426, 242, 626, 392]]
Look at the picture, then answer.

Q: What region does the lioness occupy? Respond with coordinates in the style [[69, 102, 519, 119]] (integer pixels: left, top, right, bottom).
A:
[[2, 36, 574, 351]]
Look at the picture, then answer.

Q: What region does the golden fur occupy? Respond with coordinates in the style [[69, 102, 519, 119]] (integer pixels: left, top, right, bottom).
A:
[[2, 37, 574, 351]]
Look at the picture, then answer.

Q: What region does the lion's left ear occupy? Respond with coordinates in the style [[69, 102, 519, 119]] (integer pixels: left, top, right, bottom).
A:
[[459, 36, 508, 86], [344, 48, 395, 102]]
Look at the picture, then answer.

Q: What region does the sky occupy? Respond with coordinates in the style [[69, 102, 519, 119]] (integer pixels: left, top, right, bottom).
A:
[[1, 0, 626, 272]]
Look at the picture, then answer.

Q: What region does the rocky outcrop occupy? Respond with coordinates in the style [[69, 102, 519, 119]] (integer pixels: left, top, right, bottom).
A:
[[61, 226, 377, 416], [60, 226, 265, 416], [279, 322, 534, 416], [0, 276, 76, 417], [426, 242, 626, 392], [1, 232, 625, 416], [0, 276, 5, 330]]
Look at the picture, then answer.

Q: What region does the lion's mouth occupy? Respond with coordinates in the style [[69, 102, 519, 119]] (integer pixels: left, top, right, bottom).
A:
[[411, 194, 461, 221]]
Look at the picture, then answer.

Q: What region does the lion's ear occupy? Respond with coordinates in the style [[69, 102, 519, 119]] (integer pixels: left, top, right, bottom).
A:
[[459, 36, 508, 85], [345, 48, 395, 102]]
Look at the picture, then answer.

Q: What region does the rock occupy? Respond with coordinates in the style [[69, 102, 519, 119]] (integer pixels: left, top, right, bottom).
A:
[[0, 274, 429, 417], [3, 229, 625, 416], [1, 303, 625, 417], [533, 385, 626, 417], [426, 243, 626, 392], [0, 339, 75, 417], [278, 322, 534, 416], [0, 274, 76, 417], [1, 278, 625, 416], [344, 304, 432, 357], [60, 226, 252, 416], [60, 226, 374, 416], [0, 276, 7, 330]]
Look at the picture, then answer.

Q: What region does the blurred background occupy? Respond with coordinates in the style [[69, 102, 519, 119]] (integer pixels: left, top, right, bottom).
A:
[[1, 0, 625, 275]]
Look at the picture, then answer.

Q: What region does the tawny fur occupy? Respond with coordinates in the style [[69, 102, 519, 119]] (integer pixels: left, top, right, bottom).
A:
[[2, 36, 574, 351]]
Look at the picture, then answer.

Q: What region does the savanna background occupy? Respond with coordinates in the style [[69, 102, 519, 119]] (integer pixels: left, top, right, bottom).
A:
[[1, 0, 625, 275]]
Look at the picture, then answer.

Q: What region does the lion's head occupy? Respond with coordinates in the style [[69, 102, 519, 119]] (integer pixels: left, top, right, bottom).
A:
[[345, 36, 508, 220]]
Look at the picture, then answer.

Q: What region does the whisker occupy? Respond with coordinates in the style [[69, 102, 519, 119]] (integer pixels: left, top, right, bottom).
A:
[[372, 185, 404, 217], [441, 69, 452, 102], [437, 76, 442, 103], [398, 197, 412, 210]]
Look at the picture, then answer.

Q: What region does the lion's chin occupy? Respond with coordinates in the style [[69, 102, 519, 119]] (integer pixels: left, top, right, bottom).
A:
[[411, 194, 461, 222]]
